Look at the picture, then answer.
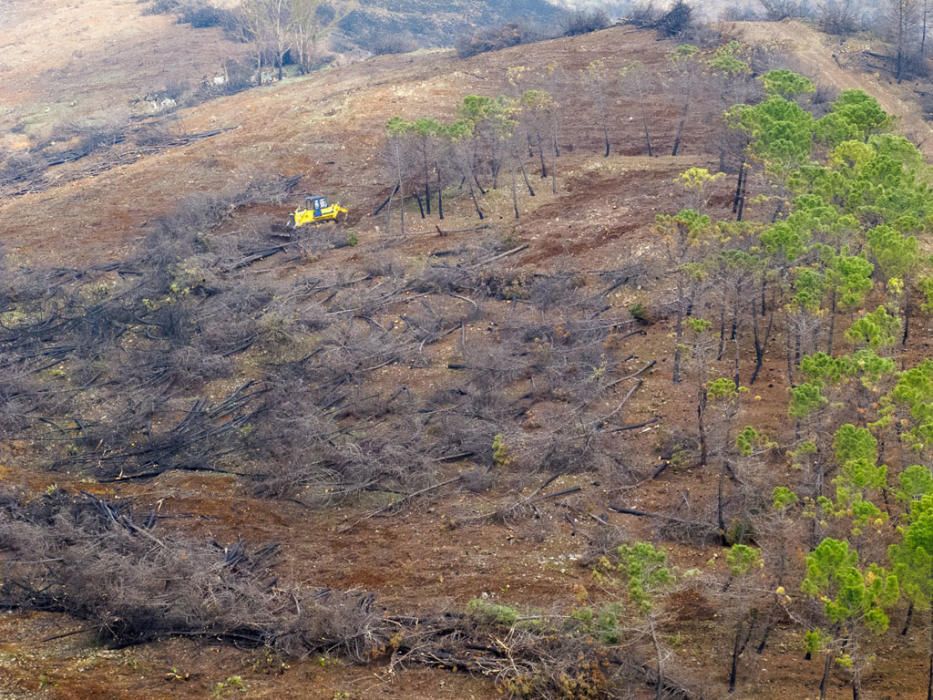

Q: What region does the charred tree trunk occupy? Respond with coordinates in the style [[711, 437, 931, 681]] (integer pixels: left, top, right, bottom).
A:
[[903, 292, 912, 346], [718, 298, 727, 361], [436, 167, 444, 220], [827, 290, 837, 354], [641, 109, 654, 157], [756, 620, 774, 654], [373, 183, 400, 216], [673, 303, 684, 384], [728, 612, 757, 692], [698, 387, 709, 467], [649, 616, 664, 700], [923, 0, 929, 60], [511, 166, 520, 220], [902, 601, 914, 636], [749, 296, 768, 385], [520, 162, 536, 197], [732, 161, 745, 213], [819, 644, 835, 700], [468, 182, 484, 220], [926, 608, 932, 700], [761, 276, 767, 316], [393, 140, 405, 235], [771, 201, 785, 223], [398, 188, 405, 235], [733, 337, 741, 390], [536, 131, 548, 179], [672, 99, 689, 157], [735, 162, 748, 221], [384, 188, 395, 233], [731, 293, 739, 342], [736, 187, 747, 221], [716, 468, 727, 545], [423, 152, 432, 216]]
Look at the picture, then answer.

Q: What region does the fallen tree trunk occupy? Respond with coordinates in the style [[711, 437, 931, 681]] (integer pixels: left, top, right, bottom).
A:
[[608, 503, 709, 528], [0, 490, 700, 699], [467, 244, 529, 268], [454, 473, 583, 527]]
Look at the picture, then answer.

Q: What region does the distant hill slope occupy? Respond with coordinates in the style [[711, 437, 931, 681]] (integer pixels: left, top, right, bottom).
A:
[[0, 0, 246, 145], [337, 0, 568, 51], [0, 0, 567, 145], [730, 20, 933, 157]]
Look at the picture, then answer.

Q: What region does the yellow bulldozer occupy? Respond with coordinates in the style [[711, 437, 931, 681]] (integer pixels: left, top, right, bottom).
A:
[[291, 194, 348, 228]]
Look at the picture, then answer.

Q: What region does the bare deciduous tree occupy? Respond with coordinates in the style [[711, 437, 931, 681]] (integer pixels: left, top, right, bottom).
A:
[[886, 0, 922, 80], [237, 0, 343, 82], [759, 0, 807, 20]]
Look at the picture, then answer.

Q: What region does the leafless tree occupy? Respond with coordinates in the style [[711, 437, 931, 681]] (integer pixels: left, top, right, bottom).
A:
[[817, 0, 862, 33], [668, 46, 704, 156], [922, 0, 930, 58], [385, 126, 411, 233], [235, 0, 273, 84], [886, 0, 922, 80], [621, 62, 656, 157], [582, 59, 614, 157], [759, 0, 808, 20], [237, 0, 343, 82], [289, 0, 332, 73]]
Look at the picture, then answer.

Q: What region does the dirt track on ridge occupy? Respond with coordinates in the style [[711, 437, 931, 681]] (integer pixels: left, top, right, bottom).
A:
[[731, 20, 933, 157]]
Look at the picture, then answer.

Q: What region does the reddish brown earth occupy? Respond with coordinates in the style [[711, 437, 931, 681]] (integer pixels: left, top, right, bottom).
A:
[[0, 6, 930, 700]]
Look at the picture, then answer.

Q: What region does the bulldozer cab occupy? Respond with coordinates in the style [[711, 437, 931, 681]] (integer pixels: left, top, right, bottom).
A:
[[306, 195, 329, 212]]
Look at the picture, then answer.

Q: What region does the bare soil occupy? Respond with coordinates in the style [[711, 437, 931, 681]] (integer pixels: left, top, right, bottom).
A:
[[0, 8, 930, 700]]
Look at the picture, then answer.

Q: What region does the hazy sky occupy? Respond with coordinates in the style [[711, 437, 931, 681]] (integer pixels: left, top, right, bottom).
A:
[[548, 0, 761, 19]]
